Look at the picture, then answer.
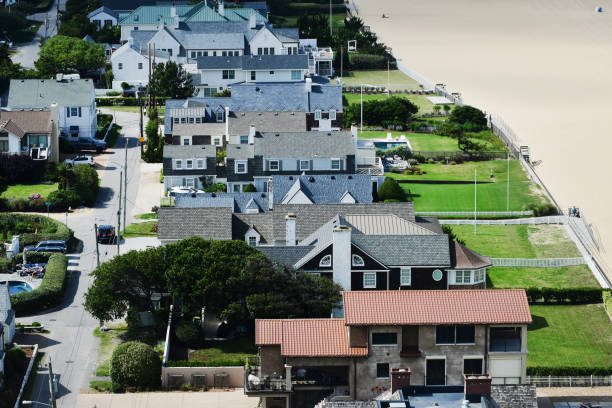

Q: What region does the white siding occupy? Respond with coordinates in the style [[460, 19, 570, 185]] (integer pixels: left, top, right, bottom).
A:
[[90, 11, 118, 27], [150, 29, 181, 58], [249, 28, 283, 55]]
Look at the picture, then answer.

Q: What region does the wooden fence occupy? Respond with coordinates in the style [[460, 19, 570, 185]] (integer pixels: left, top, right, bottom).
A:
[[491, 257, 586, 267]]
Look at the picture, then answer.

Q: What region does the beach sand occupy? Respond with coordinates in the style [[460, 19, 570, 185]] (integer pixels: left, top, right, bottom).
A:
[[354, 0, 612, 276]]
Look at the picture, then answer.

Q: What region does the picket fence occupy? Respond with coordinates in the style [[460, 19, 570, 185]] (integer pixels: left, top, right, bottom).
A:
[[491, 258, 586, 268]]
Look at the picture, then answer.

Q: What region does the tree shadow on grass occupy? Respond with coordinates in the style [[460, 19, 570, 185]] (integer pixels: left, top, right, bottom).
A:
[[528, 314, 548, 331]]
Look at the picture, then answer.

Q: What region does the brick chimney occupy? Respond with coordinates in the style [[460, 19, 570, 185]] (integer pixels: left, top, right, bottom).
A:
[[248, 124, 256, 144], [464, 374, 491, 403], [391, 368, 411, 393]]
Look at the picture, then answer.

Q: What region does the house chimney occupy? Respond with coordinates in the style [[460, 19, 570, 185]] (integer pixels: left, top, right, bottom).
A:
[[50, 102, 60, 163], [332, 225, 351, 290], [351, 124, 358, 171], [391, 368, 411, 393], [248, 124, 256, 144], [218, 3, 224, 16], [305, 77, 312, 93], [170, 4, 177, 17], [464, 374, 492, 403], [268, 177, 274, 210], [285, 213, 296, 246], [249, 12, 256, 29], [225, 106, 230, 142], [173, 14, 179, 28]]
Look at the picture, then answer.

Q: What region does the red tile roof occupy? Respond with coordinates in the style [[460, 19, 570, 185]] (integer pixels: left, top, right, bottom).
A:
[[255, 319, 368, 357], [343, 290, 532, 326], [255, 319, 283, 345]]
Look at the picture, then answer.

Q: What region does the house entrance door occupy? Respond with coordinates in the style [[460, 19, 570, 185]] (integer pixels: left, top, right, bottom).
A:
[[426, 359, 446, 385]]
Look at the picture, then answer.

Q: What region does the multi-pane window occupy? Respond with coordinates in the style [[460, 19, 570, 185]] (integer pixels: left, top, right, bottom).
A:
[[400, 267, 411, 286], [319, 254, 332, 267], [183, 139, 189, 145], [174, 160, 182, 169], [269, 160, 280, 171], [352, 254, 364, 266], [0, 139, 8, 152], [456, 270, 471, 284], [250, 71, 256, 80], [314, 110, 322, 120], [436, 325, 475, 344], [240, 136, 249, 144], [216, 110, 224, 122], [189, 117, 194, 124], [196, 159, 205, 169], [71, 107, 78, 116], [454, 270, 486, 284], [118, 63, 123, 70], [291, 70, 302, 80], [138, 63, 143, 69], [185, 177, 194, 187], [248, 236, 257, 247], [299, 160, 309, 171], [376, 363, 390, 378], [235, 160, 247, 174], [173, 117, 179, 124], [222, 70, 235, 80], [331, 159, 341, 170], [363, 273, 376, 288], [186, 160, 193, 169], [474, 270, 485, 283], [329, 110, 337, 120], [372, 333, 397, 345]]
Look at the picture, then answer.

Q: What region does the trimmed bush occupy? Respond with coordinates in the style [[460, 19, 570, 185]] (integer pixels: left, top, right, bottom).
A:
[[524, 202, 558, 216], [377, 178, 406, 202], [347, 54, 395, 70], [4, 346, 27, 377], [527, 366, 612, 376], [110, 341, 161, 388], [525, 287, 604, 304], [175, 320, 201, 347], [603, 290, 612, 316], [0, 154, 46, 184], [10, 253, 68, 315], [448, 105, 488, 131], [165, 357, 245, 367]]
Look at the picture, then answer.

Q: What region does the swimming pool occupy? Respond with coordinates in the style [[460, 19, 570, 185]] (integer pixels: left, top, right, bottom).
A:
[[372, 141, 410, 150], [2, 281, 33, 295]]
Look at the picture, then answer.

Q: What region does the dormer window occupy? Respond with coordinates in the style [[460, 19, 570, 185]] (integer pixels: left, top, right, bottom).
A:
[[329, 109, 336, 120], [319, 254, 332, 267], [314, 110, 322, 120], [352, 254, 364, 267], [216, 110, 224, 122]]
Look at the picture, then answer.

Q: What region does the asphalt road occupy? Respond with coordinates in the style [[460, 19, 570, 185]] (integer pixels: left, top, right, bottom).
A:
[[9, 0, 66, 68], [17, 111, 144, 408]]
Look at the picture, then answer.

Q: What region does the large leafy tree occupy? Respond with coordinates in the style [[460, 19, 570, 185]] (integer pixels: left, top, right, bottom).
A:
[[148, 61, 195, 99], [84, 237, 342, 328], [35, 35, 105, 77]]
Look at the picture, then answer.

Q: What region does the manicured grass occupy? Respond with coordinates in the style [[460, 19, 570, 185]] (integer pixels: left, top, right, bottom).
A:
[[93, 324, 128, 377], [189, 337, 257, 366], [448, 224, 581, 258], [89, 380, 113, 392], [274, 13, 346, 28], [0, 183, 58, 199], [341, 70, 421, 90], [488, 266, 598, 289], [388, 159, 549, 211], [344, 93, 435, 112], [359, 130, 460, 151], [136, 213, 157, 220], [528, 304, 612, 370], [121, 221, 157, 238], [103, 106, 165, 116]]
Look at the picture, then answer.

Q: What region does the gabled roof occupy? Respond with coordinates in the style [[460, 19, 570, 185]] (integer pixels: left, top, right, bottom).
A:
[[342, 290, 533, 326], [344, 214, 435, 236], [174, 192, 271, 213], [0, 111, 53, 137], [255, 318, 368, 357], [162, 144, 217, 159], [102, 0, 159, 13], [119, 2, 266, 25], [450, 241, 492, 270], [8, 79, 94, 108], [228, 111, 307, 134], [257, 246, 315, 267], [351, 234, 451, 267], [272, 175, 373, 205], [197, 54, 308, 70], [88, 5, 119, 19]]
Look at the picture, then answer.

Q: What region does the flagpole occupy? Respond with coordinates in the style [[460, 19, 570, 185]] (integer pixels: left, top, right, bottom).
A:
[[507, 152, 510, 211], [474, 168, 477, 235]]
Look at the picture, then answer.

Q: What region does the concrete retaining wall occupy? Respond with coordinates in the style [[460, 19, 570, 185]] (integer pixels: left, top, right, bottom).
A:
[[161, 366, 244, 388], [491, 384, 537, 408]]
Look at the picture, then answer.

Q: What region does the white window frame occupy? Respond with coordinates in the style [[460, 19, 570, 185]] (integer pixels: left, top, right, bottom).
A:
[[299, 160, 310, 171], [185, 177, 195, 187], [214, 138, 221, 146], [400, 267, 411, 286], [331, 158, 341, 171], [291, 70, 302, 80], [196, 159, 205, 169], [352, 254, 365, 267], [71, 107, 78, 117], [118, 62, 123, 70], [363, 273, 376, 288], [174, 159, 182, 169], [329, 109, 336, 120], [319, 254, 332, 267], [269, 160, 280, 171], [240, 135, 249, 144], [235, 160, 248, 174], [216, 110, 224, 122], [250, 71, 256, 80], [314, 110, 322, 120], [474, 269, 485, 283], [248, 236, 257, 247], [186, 159, 193, 169], [138, 62, 143, 69]]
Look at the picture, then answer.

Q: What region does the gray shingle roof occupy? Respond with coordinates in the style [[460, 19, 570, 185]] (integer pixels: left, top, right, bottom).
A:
[[352, 234, 451, 267], [163, 144, 217, 159], [197, 54, 308, 70], [174, 192, 271, 213], [272, 175, 372, 204], [164, 97, 231, 134], [228, 111, 307, 135], [226, 131, 354, 160], [88, 5, 119, 19], [8, 79, 94, 108], [157, 207, 233, 241], [257, 246, 315, 266], [344, 214, 435, 235], [230, 81, 342, 112]]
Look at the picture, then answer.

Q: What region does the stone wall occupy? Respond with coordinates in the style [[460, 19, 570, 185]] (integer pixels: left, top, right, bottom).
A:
[[491, 384, 537, 408], [161, 366, 244, 388]]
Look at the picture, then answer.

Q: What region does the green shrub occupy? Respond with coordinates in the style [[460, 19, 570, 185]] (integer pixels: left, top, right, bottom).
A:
[[0, 214, 73, 248], [110, 341, 161, 388], [448, 105, 488, 131], [377, 178, 405, 202], [527, 366, 612, 376], [603, 290, 612, 316], [10, 253, 68, 315], [165, 357, 246, 367], [525, 287, 604, 304], [242, 183, 257, 192], [175, 320, 201, 347], [524, 202, 558, 216], [106, 91, 121, 96], [4, 347, 27, 377]]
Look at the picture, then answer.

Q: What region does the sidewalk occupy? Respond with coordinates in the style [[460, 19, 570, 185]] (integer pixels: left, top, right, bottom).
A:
[[131, 162, 163, 217], [76, 390, 257, 408]]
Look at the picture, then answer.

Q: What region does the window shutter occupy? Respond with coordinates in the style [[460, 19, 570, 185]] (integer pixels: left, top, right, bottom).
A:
[[78, 107, 82, 117], [66, 107, 70, 117]]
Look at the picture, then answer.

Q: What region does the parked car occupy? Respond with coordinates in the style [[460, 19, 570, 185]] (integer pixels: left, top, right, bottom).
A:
[[24, 240, 67, 253], [168, 187, 200, 197], [97, 225, 115, 244], [64, 155, 94, 167], [76, 137, 106, 153]]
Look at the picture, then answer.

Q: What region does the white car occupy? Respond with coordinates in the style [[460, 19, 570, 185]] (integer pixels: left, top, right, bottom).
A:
[[64, 155, 94, 167], [168, 187, 205, 196]]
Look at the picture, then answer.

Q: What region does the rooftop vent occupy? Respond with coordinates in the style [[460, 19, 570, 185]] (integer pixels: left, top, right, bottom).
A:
[[288, 176, 293, 180], [348, 175, 353, 179], [330, 175, 335, 180], [291, 112, 294, 115], [275, 133, 279, 136], [308, 177, 315, 182], [260, 193, 266, 198], [211, 193, 216, 197], [255, 87, 260, 92]]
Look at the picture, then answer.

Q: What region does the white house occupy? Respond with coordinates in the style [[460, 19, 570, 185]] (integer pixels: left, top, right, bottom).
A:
[[111, 41, 169, 90], [0, 107, 61, 162], [7, 77, 98, 140], [249, 25, 299, 56], [88, 6, 119, 27]]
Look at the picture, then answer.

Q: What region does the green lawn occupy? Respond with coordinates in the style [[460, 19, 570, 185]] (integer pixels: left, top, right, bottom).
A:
[[341, 70, 421, 90], [528, 304, 612, 370], [189, 337, 257, 366], [93, 324, 128, 377], [387, 160, 549, 211], [0, 183, 58, 199], [102, 106, 165, 116], [344, 93, 435, 113], [359, 130, 461, 151], [488, 266, 598, 289], [273, 12, 346, 28], [136, 213, 158, 220], [122, 221, 157, 238]]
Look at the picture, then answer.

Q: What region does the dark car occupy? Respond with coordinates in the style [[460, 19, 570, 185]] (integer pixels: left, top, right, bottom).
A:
[[97, 225, 115, 244], [76, 137, 106, 153], [24, 240, 67, 253]]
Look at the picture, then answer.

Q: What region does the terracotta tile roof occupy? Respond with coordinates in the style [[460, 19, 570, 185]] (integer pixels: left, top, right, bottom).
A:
[[343, 290, 532, 326], [255, 318, 368, 357], [255, 319, 283, 345], [450, 241, 492, 269], [0, 111, 52, 136]]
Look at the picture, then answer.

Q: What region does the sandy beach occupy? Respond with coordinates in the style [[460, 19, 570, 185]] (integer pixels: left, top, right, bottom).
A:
[[353, 0, 612, 273]]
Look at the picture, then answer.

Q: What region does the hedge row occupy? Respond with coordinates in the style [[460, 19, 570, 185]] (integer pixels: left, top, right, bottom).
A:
[[95, 97, 169, 106], [527, 366, 612, 376], [10, 253, 68, 315], [604, 290, 612, 316], [165, 357, 246, 367], [525, 287, 607, 304]]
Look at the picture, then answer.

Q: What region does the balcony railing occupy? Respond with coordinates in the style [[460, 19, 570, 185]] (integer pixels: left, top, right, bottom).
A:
[[400, 346, 421, 358], [245, 366, 291, 394]]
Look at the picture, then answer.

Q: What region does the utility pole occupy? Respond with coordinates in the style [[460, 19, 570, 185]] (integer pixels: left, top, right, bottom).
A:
[[139, 96, 144, 155], [507, 152, 510, 211], [123, 139, 128, 233], [94, 223, 100, 268], [48, 357, 57, 408], [360, 82, 363, 133], [329, 0, 332, 37], [387, 59, 390, 97], [117, 171, 122, 255], [474, 168, 477, 235], [340, 46, 343, 80]]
